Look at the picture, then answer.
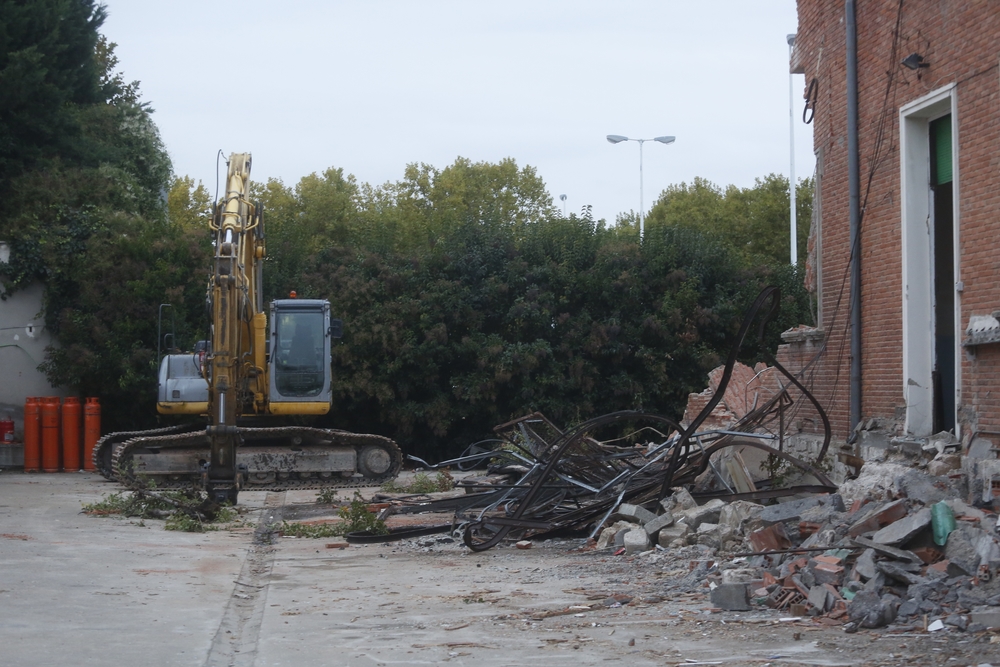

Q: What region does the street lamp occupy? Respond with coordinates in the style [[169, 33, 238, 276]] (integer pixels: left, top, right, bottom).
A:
[[559, 194, 567, 217], [787, 34, 798, 266], [607, 134, 675, 240]]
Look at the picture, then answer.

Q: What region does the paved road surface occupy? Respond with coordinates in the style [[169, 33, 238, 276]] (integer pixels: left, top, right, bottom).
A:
[[2, 471, 997, 667]]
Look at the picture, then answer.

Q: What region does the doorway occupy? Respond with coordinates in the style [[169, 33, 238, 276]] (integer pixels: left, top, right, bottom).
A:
[[900, 86, 959, 437], [930, 114, 955, 433]]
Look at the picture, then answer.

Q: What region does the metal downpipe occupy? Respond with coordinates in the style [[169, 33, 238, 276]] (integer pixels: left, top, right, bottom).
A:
[[846, 0, 862, 432]]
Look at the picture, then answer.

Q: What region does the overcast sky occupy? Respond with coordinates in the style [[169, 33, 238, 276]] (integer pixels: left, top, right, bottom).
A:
[[101, 1, 815, 224]]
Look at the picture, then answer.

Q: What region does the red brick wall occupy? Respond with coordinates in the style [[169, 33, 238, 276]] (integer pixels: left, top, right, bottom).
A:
[[794, 0, 1000, 439]]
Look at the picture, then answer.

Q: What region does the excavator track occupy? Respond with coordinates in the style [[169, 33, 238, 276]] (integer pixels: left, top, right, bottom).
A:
[[92, 423, 205, 481], [110, 426, 403, 493]]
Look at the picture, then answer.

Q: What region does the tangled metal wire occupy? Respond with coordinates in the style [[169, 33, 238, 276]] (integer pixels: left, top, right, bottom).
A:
[[404, 286, 835, 551]]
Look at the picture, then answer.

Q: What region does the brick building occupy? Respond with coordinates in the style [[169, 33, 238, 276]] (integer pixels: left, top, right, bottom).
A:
[[790, 1, 1000, 450]]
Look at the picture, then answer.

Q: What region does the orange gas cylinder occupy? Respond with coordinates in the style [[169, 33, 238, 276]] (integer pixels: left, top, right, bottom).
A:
[[83, 397, 101, 472], [23, 398, 41, 472], [41, 397, 61, 472], [62, 397, 82, 471]]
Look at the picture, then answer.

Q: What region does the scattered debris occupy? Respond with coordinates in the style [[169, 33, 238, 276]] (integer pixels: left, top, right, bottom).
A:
[[406, 287, 835, 552], [369, 287, 1000, 637]]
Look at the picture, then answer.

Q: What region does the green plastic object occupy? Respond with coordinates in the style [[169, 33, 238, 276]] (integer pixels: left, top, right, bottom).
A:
[[931, 501, 956, 546]]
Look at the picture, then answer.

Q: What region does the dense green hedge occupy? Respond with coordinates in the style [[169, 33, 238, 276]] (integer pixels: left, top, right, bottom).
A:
[[246, 162, 811, 459]]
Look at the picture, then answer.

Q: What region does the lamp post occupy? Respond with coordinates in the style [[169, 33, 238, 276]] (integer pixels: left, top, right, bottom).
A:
[[607, 134, 675, 240], [787, 34, 798, 266], [559, 194, 567, 217]]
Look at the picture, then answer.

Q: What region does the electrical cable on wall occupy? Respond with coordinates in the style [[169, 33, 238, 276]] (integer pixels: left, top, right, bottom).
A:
[[803, 78, 818, 124]]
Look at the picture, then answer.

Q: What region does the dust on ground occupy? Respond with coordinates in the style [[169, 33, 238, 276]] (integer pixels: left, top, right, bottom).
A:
[[266, 487, 1000, 667]]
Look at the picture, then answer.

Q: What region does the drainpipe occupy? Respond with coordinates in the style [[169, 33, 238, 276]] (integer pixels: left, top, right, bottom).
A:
[[846, 0, 862, 432]]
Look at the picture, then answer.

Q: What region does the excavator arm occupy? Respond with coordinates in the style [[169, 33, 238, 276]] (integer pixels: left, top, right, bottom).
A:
[[204, 153, 263, 500]]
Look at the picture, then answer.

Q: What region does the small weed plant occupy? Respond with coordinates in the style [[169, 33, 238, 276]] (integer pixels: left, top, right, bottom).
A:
[[165, 505, 241, 533], [82, 491, 168, 517], [338, 492, 389, 535], [278, 522, 344, 538], [315, 488, 338, 504], [82, 490, 242, 533], [280, 492, 387, 538], [380, 470, 454, 494]]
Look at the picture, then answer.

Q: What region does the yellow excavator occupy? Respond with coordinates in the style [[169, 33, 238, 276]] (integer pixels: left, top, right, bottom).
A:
[[93, 153, 402, 503]]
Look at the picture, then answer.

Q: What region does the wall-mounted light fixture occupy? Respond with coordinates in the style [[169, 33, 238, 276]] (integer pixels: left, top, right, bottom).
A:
[[901, 53, 929, 70]]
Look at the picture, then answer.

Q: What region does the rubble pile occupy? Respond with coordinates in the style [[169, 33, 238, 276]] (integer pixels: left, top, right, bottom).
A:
[[595, 464, 1000, 634]]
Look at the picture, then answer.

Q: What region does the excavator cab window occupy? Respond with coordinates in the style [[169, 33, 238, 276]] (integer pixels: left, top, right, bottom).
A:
[[273, 310, 325, 397]]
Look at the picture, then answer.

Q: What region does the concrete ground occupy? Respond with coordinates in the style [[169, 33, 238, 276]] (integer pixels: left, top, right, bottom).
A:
[[2, 470, 999, 667]]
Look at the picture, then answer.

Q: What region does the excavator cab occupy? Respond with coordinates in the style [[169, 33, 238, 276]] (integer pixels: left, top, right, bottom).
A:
[[268, 299, 336, 414]]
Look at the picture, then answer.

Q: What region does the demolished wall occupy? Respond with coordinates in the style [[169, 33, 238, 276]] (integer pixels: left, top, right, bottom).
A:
[[594, 460, 1000, 633]]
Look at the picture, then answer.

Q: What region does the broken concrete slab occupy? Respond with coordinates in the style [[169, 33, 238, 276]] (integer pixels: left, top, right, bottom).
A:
[[808, 585, 832, 612], [718, 500, 764, 533], [615, 503, 657, 525], [656, 521, 691, 546], [970, 605, 1000, 630], [696, 522, 733, 549], [664, 487, 697, 511], [855, 548, 877, 580], [847, 499, 909, 537], [871, 507, 931, 546], [623, 528, 651, 555], [897, 598, 920, 617], [758, 496, 823, 526], [720, 568, 758, 584], [830, 494, 847, 512], [710, 582, 750, 611], [944, 613, 968, 631], [945, 525, 983, 576], [837, 462, 913, 503], [928, 454, 962, 477], [957, 583, 1000, 609], [974, 530, 1000, 567], [851, 535, 923, 564], [596, 520, 634, 550], [876, 561, 927, 586], [972, 459, 1000, 505], [797, 502, 843, 529], [896, 469, 953, 505], [862, 571, 887, 593], [847, 590, 897, 628], [906, 580, 946, 605], [677, 498, 725, 529], [642, 511, 674, 537]]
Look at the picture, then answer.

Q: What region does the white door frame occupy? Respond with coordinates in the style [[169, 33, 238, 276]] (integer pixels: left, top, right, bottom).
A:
[[899, 83, 960, 437]]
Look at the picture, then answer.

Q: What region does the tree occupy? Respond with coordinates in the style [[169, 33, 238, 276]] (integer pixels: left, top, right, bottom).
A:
[[0, 5, 201, 431], [0, 0, 106, 195], [644, 174, 813, 266], [358, 156, 558, 253], [167, 176, 212, 230]]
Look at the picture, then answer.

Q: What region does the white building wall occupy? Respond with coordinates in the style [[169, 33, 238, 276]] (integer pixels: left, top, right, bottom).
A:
[[1, 245, 68, 437]]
